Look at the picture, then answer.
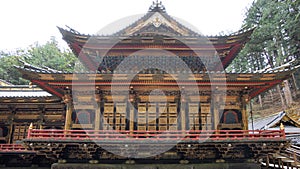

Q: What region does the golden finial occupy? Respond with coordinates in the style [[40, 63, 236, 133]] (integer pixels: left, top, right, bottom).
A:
[[29, 82, 33, 88], [280, 123, 285, 130], [29, 123, 33, 130]]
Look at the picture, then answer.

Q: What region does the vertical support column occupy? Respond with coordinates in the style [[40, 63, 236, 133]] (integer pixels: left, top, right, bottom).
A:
[[212, 91, 220, 130], [180, 89, 187, 131], [63, 90, 73, 131], [242, 94, 249, 130], [175, 97, 181, 130], [214, 105, 219, 130], [129, 86, 136, 134], [38, 106, 45, 130], [210, 96, 215, 130], [8, 107, 15, 144], [95, 89, 102, 130], [8, 122, 13, 144], [95, 102, 101, 130], [181, 101, 186, 131], [129, 103, 135, 134], [64, 102, 73, 131]]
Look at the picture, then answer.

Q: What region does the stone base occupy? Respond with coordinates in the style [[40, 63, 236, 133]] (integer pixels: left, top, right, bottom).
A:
[[51, 163, 261, 169]]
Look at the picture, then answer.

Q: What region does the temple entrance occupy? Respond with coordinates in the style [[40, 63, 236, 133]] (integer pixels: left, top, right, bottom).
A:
[[100, 102, 213, 132]]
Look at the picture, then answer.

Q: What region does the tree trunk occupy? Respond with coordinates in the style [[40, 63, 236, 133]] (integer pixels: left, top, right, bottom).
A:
[[258, 95, 263, 108], [283, 80, 293, 106], [292, 73, 298, 90], [276, 85, 286, 110], [269, 90, 273, 103]]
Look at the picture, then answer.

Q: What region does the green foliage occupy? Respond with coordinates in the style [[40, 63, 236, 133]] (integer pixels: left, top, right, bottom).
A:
[[0, 51, 28, 85], [228, 0, 300, 72], [0, 37, 78, 85], [24, 37, 77, 72]]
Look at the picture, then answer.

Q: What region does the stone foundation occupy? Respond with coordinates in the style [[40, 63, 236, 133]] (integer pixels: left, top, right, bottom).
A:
[[51, 163, 261, 169]]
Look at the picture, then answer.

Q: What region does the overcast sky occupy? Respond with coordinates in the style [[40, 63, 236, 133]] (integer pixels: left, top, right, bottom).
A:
[[0, 0, 254, 51]]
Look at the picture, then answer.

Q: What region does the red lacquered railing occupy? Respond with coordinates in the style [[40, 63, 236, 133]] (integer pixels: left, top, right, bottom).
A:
[[0, 144, 33, 153], [26, 129, 286, 141]]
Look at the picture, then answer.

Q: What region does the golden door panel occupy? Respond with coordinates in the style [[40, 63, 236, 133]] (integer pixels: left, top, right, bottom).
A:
[[103, 103, 114, 130], [189, 103, 200, 130], [116, 103, 126, 130], [137, 103, 147, 131]]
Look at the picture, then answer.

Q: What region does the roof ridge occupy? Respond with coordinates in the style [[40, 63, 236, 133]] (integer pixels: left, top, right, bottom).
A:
[[253, 111, 285, 122], [111, 1, 201, 37], [148, 0, 166, 13]]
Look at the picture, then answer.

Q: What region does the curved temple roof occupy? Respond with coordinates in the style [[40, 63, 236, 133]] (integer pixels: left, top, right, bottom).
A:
[[16, 63, 299, 99], [58, 1, 254, 71], [251, 110, 300, 132]]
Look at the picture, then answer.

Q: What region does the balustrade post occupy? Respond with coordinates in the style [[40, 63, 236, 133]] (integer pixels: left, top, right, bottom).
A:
[[27, 123, 33, 138]]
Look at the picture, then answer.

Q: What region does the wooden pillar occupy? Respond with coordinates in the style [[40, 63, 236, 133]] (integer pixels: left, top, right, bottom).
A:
[[8, 123, 13, 143], [129, 103, 135, 133], [213, 105, 219, 130], [63, 92, 73, 131], [181, 101, 186, 131], [242, 94, 249, 130], [64, 102, 73, 131], [95, 92, 102, 130], [38, 106, 45, 130], [94, 103, 101, 130], [212, 91, 220, 130], [129, 87, 136, 133], [8, 107, 15, 144]]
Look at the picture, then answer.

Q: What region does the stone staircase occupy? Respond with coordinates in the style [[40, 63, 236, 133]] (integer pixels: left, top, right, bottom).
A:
[[261, 145, 300, 169]]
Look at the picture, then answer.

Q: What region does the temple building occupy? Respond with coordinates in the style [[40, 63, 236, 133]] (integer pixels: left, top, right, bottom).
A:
[[0, 1, 299, 168]]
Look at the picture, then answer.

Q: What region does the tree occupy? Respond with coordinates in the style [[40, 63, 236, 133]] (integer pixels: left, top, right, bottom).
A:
[[228, 0, 300, 72], [24, 37, 77, 72], [0, 51, 28, 85], [0, 37, 78, 85], [228, 0, 300, 111]]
